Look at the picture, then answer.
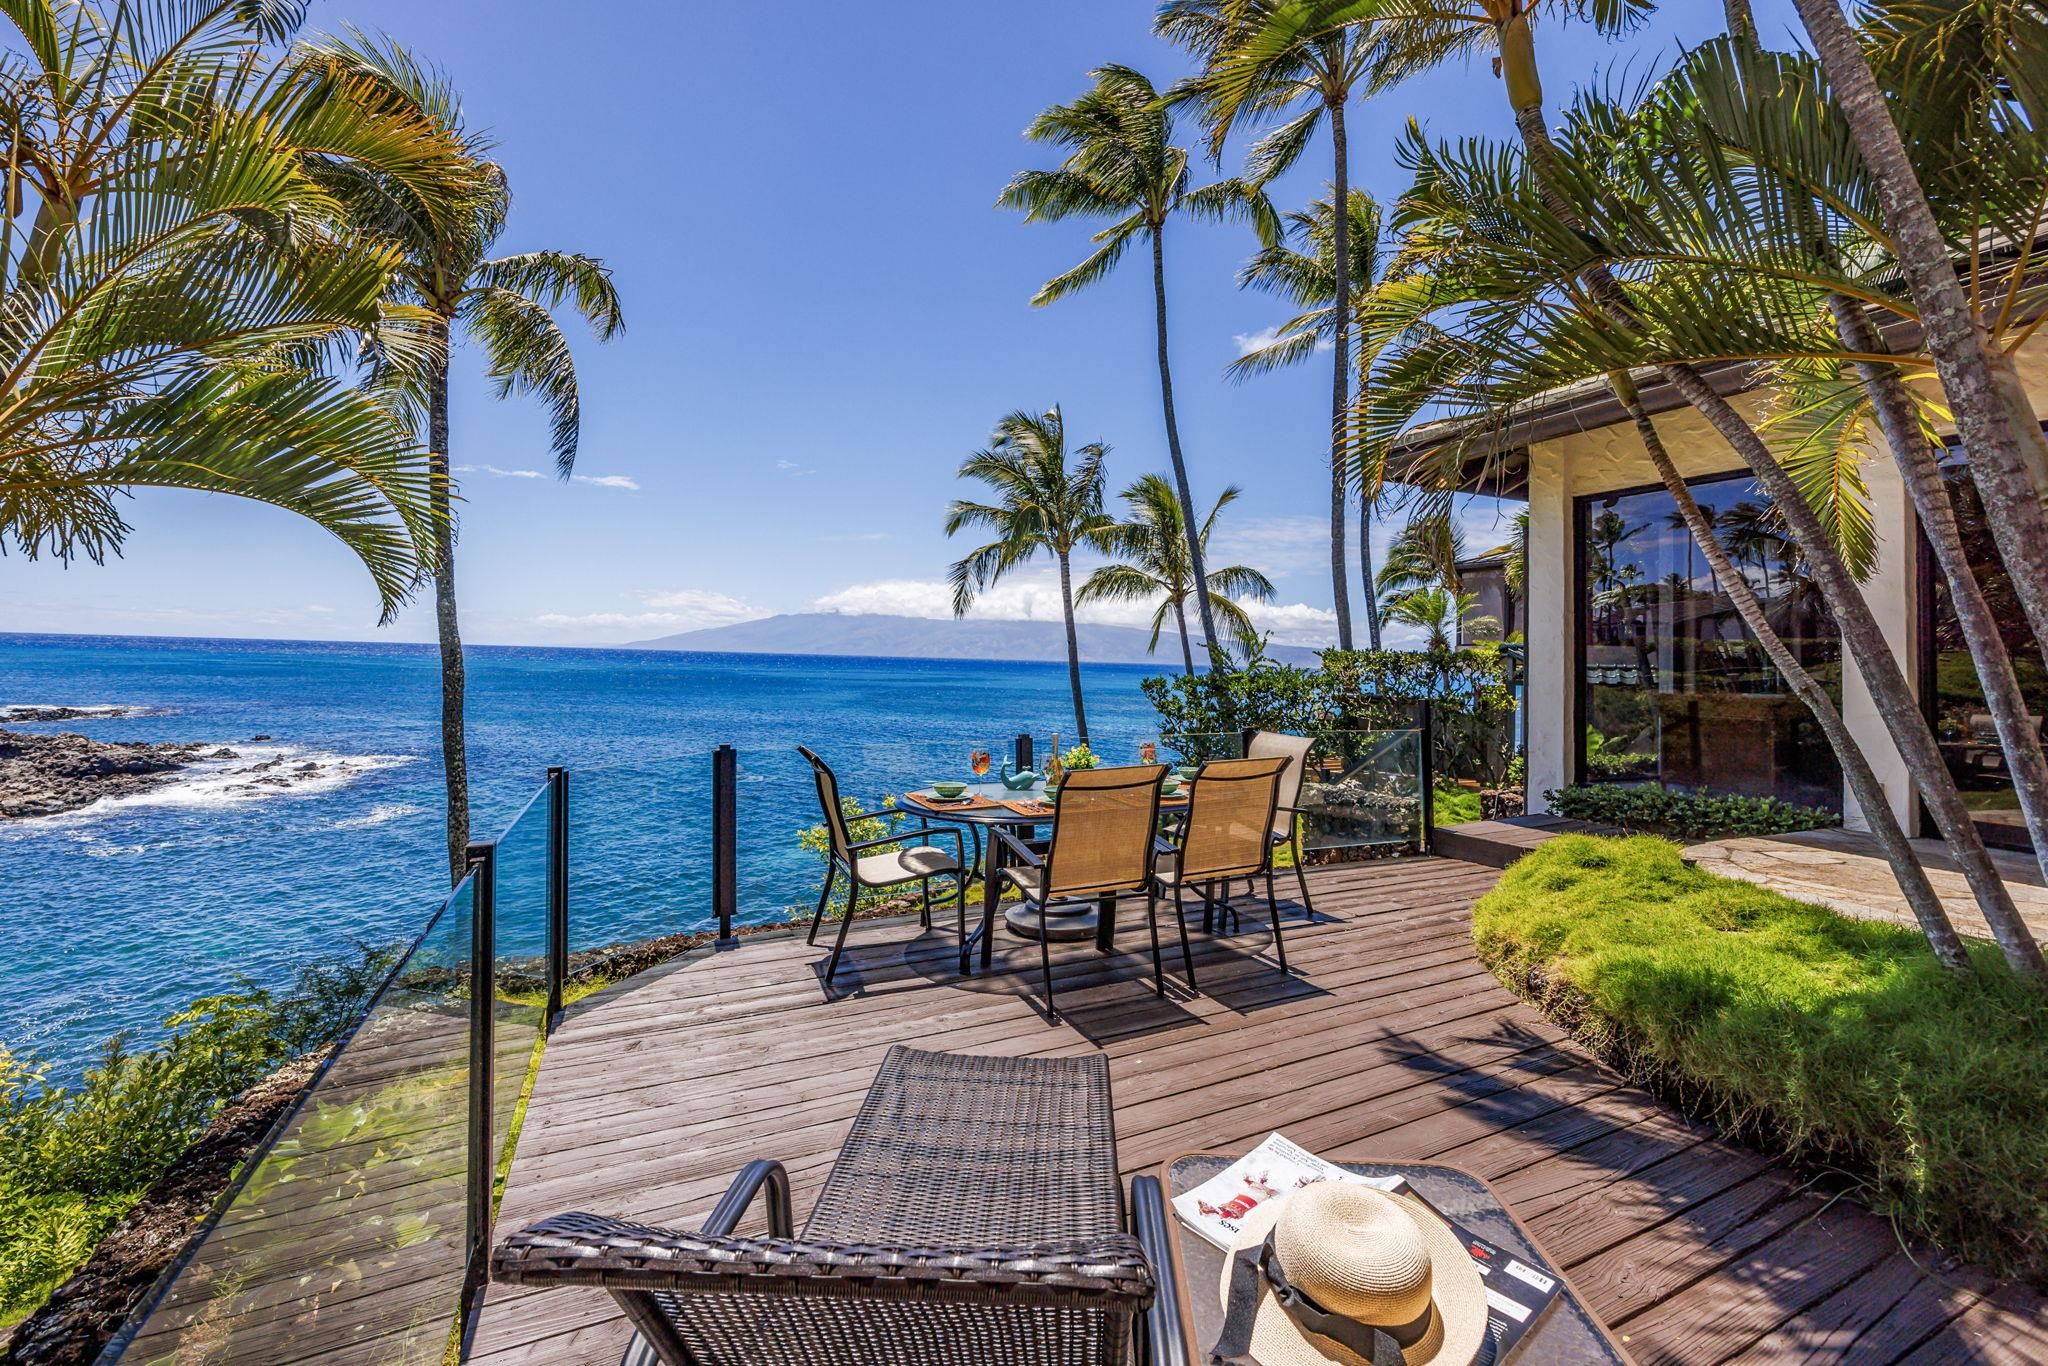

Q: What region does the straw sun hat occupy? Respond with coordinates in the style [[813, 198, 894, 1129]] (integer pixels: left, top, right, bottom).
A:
[[1214, 1181, 1491, 1366]]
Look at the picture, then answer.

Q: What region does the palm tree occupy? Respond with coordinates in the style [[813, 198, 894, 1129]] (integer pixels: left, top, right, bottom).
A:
[[315, 36, 624, 883], [1159, 1, 1379, 649], [947, 408, 1114, 744], [1384, 587, 1493, 658], [1374, 509, 1466, 614], [0, 1, 471, 617], [1078, 474, 1276, 674], [1233, 187, 1389, 646], [999, 66, 1273, 659]]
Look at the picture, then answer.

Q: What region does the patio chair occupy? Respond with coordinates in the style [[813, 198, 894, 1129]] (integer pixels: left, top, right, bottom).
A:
[[992, 762, 1167, 1022], [491, 1045, 1154, 1366], [1247, 729, 1318, 917], [798, 746, 966, 986], [1153, 755, 1290, 987]]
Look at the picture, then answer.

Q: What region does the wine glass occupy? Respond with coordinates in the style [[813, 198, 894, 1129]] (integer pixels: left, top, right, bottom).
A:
[[970, 748, 992, 782], [1138, 740, 1158, 766]]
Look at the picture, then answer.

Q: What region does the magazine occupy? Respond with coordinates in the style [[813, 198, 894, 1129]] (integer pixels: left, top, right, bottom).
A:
[[1400, 1186, 1563, 1361], [1172, 1132, 1402, 1249]]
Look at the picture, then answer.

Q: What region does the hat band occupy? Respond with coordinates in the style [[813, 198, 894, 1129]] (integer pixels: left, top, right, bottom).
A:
[[1211, 1232, 1438, 1366]]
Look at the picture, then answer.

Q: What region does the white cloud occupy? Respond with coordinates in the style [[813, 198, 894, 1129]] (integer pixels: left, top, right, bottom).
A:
[[775, 459, 817, 477], [642, 589, 754, 620], [525, 588, 757, 641], [813, 572, 1341, 648], [1231, 325, 1330, 358], [572, 473, 640, 491], [458, 463, 544, 480]]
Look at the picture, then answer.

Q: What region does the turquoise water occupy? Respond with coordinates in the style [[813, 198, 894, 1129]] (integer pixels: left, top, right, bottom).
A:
[[0, 633, 1168, 1076]]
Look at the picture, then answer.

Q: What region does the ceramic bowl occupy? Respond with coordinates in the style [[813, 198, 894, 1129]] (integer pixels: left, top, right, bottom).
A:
[[931, 781, 967, 799], [1177, 765, 1200, 781]]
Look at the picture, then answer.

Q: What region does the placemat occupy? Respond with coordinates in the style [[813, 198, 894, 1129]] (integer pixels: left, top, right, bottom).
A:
[[904, 791, 1002, 812], [1000, 798, 1055, 818]]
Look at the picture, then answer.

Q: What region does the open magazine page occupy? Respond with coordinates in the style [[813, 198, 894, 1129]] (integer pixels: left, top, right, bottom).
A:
[[1171, 1133, 1401, 1249]]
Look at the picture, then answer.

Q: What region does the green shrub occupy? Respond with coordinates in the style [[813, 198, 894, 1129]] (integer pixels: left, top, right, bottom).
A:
[[1432, 784, 1482, 826], [1474, 835, 2048, 1282], [1544, 784, 1840, 840], [0, 946, 397, 1327]]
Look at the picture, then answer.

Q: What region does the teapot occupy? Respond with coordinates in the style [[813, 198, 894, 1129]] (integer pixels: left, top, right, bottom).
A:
[[998, 760, 1040, 791]]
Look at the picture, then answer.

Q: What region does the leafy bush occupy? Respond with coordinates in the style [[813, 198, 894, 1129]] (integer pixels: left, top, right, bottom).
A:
[[1474, 836, 2048, 1282], [0, 946, 397, 1326], [796, 797, 920, 919], [1582, 727, 1653, 779], [1544, 784, 1839, 840], [1432, 784, 1482, 826]]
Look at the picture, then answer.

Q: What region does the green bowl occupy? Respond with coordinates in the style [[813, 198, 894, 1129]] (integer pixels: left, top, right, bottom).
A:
[[1041, 784, 1059, 802], [931, 781, 967, 799], [1177, 765, 1200, 781], [1160, 779, 1183, 797]]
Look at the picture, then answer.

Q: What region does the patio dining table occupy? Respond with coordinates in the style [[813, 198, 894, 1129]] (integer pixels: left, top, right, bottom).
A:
[[904, 778, 1191, 971]]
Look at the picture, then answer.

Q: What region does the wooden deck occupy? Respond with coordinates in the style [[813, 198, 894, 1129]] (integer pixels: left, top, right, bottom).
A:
[[470, 856, 2048, 1365]]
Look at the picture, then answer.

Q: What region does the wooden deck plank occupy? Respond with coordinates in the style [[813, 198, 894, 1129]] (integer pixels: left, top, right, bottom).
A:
[[465, 855, 2048, 1366]]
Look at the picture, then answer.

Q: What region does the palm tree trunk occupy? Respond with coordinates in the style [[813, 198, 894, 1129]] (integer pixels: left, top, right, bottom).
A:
[[1791, 0, 2048, 670], [1613, 374, 1971, 970], [1359, 490, 1382, 648], [1174, 596, 1196, 676], [1832, 295, 2048, 882], [1327, 98, 1356, 651], [1152, 224, 1220, 656], [1057, 550, 1089, 745], [1504, 15, 2045, 980], [428, 327, 470, 886]]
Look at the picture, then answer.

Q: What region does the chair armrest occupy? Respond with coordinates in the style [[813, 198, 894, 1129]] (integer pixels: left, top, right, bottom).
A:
[[847, 825, 963, 855], [991, 826, 1044, 867], [701, 1159, 792, 1237], [1152, 834, 1180, 859], [492, 1212, 1155, 1311], [1130, 1176, 1192, 1366]]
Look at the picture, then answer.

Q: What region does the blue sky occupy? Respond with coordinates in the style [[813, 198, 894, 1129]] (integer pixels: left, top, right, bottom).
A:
[[4, 0, 1794, 647]]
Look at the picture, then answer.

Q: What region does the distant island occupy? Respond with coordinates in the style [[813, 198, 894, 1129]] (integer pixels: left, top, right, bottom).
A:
[[627, 613, 1325, 667]]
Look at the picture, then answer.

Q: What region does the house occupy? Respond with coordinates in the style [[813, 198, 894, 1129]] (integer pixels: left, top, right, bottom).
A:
[[1397, 349, 2048, 853]]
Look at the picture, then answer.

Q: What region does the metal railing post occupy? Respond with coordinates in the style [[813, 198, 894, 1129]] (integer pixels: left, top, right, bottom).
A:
[[1418, 700, 1436, 854], [712, 745, 737, 941], [546, 767, 568, 1029], [463, 838, 497, 1299], [1014, 732, 1033, 772]]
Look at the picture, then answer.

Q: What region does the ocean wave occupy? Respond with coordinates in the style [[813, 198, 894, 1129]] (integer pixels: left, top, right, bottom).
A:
[[1, 703, 157, 722], [10, 745, 419, 829], [330, 801, 423, 830]]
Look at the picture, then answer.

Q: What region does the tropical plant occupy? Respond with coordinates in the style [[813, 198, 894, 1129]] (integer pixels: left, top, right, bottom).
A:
[[1000, 65, 1274, 656], [1233, 186, 1389, 645], [946, 407, 1115, 743], [1078, 474, 1274, 675], [1374, 509, 1465, 613], [312, 35, 624, 882], [1382, 586, 1492, 655], [1159, 0, 1380, 648], [0, 0, 474, 619]]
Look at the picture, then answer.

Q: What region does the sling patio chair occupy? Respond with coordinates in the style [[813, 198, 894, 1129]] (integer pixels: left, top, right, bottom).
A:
[[990, 762, 1168, 1022], [491, 1045, 1155, 1366], [798, 745, 966, 986], [1152, 754, 1290, 989], [1246, 729, 1318, 918]]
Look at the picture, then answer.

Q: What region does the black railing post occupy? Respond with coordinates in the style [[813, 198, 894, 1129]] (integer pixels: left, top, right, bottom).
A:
[[1418, 700, 1436, 854], [463, 838, 497, 1299], [1014, 732, 1033, 772], [546, 767, 568, 1029], [712, 745, 737, 942]]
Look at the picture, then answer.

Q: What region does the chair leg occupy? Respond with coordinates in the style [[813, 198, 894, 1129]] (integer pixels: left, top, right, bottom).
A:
[[1291, 828, 1315, 918], [919, 876, 931, 929], [806, 867, 836, 946], [824, 877, 860, 985], [1038, 903, 1058, 1022], [1174, 886, 1198, 992], [1267, 867, 1288, 975], [1146, 885, 1165, 997], [954, 874, 968, 966]]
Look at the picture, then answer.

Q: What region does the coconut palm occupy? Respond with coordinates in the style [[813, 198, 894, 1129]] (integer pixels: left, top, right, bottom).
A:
[[1374, 508, 1466, 614], [1233, 187, 1389, 645], [1158, 0, 1380, 648], [947, 408, 1115, 743], [1384, 586, 1493, 656], [1000, 66, 1274, 658], [312, 35, 624, 882], [1078, 474, 1276, 675], [0, 0, 472, 617]]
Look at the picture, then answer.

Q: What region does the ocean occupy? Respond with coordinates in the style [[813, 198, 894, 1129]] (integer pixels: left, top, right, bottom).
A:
[[0, 633, 1171, 1078]]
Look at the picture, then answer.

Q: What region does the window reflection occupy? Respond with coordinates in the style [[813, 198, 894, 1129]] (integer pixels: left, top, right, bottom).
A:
[[1579, 475, 1843, 810]]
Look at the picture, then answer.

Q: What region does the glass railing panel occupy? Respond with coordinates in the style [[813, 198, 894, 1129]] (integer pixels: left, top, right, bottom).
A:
[[1295, 728, 1426, 852], [563, 755, 707, 967], [115, 878, 477, 1365], [487, 783, 550, 1189]]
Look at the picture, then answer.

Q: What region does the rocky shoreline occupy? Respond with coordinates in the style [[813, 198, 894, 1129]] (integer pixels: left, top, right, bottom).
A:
[[0, 728, 228, 820]]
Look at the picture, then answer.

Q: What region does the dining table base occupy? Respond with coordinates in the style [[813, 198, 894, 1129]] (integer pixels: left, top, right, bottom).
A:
[[1003, 903, 1100, 943]]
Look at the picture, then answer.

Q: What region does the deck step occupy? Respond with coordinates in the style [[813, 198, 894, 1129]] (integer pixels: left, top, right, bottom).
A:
[[1431, 816, 1611, 869]]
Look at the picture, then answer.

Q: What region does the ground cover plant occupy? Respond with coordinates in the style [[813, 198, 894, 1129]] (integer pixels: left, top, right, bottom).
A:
[[1544, 785, 1840, 840], [1474, 836, 2048, 1283]]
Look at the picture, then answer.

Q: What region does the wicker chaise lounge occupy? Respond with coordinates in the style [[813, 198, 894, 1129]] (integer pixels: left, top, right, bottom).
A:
[[491, 1046, 1156, 1365]]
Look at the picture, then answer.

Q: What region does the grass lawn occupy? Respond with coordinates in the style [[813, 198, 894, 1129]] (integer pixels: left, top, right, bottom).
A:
[[1474, 835, 2048, 1284]]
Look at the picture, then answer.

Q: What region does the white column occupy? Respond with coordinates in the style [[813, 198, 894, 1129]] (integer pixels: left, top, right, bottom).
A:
[[1524, 454, 1574, 813], [1840, 445, 1917, 832]]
